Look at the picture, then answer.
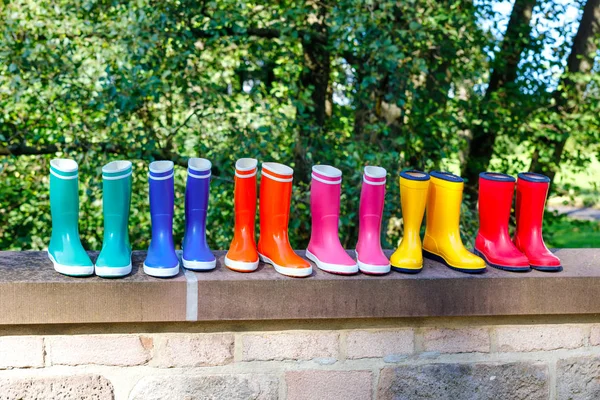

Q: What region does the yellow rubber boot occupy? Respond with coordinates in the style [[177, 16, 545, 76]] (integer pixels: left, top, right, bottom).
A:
[[422, 171, 486, 273], [390, 170, 430, 273]]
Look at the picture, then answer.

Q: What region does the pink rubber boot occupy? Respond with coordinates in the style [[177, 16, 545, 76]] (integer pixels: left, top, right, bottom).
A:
[[355, 166, 391, 275], [306, 165, 358, 275]]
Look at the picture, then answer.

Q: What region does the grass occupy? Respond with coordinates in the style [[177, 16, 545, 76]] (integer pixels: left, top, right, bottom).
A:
[[440, 149, 600, 248], [544, 214, 600, 248], [442, 145, 599, 207]]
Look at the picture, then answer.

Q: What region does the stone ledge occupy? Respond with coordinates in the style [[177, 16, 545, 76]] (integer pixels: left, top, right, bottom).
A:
[[0, 249, 597, 325]]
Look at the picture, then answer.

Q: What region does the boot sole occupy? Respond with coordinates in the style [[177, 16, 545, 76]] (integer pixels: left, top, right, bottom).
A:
[[305, 249, 358, 275], [224, 255, 259, 273], [391, 265, 422, 274], [356, 260, 390, 275], [531, 265, 563, 272], [48, 251, 94, 277], [143, 262, 180, 278], [182, 258, 216, 271], [258, 253, 312, 278], [473, 249, 531, 273], [95, 262, 133, 278], [354, 250, 390, 275], [422, 250, 486, 274]]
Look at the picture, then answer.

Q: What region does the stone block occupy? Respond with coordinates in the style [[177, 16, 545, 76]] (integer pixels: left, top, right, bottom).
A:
[[46, 335, 151, 366], [377, 362, 548, 399], [286, 370, 372, 400], [557, 356, 600, 399], [346, 329, 414, 359], [128, 374, 278, 400], [242, 332, 338, 361], [0, 375, 113, 399], [153, 334, 234, 367]]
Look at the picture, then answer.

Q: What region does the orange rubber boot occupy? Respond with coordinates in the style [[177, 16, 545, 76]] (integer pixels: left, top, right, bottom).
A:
[[257, 162, 312, 277], [225, 158, 259, 272]]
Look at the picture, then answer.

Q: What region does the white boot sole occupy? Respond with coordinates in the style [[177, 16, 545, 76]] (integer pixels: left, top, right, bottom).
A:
[[355, 250, 391, 275], [95, 262, 132, 278], [48, 251, 94, 277], [224, 255, 259, 272], [305, 249, 358, 275], [258, 253, 312, 277], [143, 262, 180, 278], [182, 258, 216, 271]]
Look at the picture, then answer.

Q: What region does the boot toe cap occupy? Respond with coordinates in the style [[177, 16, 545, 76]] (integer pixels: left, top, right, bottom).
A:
[[450, 253, 487, 272], [390, 254, 422, 272], [530, 255, 562, 268]]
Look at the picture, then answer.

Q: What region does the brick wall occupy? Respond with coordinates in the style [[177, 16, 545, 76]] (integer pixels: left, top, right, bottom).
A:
[[1, 319, 600, 399]]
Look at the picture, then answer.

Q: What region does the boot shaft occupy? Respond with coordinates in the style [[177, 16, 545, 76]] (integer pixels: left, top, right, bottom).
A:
[[259, 162, 293, 238], [148, 161, 175, 234], [399, 170, 430, 237], [358, 166, 387, 231], [356, 166, 389, 267], [425, 171, 464, 238], [49, 159, 81, 228], [478, 172, 515, 239], [233, 158, 258, 232], [514, 173, 550, 242], [102, 161, 132, 239], [310, 165, 343, 237], [185, 158, 211, 228]]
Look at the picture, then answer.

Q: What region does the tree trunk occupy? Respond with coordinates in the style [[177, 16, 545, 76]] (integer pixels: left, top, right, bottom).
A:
[[293, 1, 331, 185], [462, 0, 537, 191], [529, 0, 600, 182]]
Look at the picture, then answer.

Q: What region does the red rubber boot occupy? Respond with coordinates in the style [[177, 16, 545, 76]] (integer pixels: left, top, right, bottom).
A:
[[474, 172, 530, 272], [513, 173, 562, 272]]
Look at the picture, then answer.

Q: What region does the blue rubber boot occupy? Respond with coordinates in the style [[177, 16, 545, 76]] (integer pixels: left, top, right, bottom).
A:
[[182, 158, 216, 271], [143, 161, 180, 278], [48, 159, 94, 276], [95, 161, 133, 278]]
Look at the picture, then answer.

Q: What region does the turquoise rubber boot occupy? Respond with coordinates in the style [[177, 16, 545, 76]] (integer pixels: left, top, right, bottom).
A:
[[95, 161, 133, 278], [48, 159, 94, 276]]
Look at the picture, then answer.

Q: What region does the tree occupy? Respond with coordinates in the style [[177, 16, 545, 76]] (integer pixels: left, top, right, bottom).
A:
[[462, 0, 537, 192], [529, 0, 600, 182], [1, 0, 598, 252]]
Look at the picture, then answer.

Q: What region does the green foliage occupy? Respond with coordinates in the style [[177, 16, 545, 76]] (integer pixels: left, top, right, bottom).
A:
[[1, 0, 598, 251], [544, 212, 600, 248]]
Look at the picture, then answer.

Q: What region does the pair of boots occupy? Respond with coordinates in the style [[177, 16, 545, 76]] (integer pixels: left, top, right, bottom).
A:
[[475, 172, 561, 272], [306, 165, 391, 275], [143, 159, 216, 278], [390, 170, 486, 274], [48, 159, 133, 278], [224, 159, 312, 277]]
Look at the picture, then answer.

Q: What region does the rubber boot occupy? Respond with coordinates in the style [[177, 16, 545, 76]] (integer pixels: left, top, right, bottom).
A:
[[355, 166, 391, 275], [48, 159, 94, 276], [225, 158, 259, 272], [95, 161, 133, 278], [143, 161, 179, 278], [182, 158, 216, 271], [306, 165, 358, 275], [257, 162, 312, 277], [423, 171, 486, 273], [474, 172, 530, 272], [390, 170, 430, 274], [513, 173, 562, 271]]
